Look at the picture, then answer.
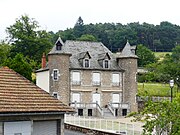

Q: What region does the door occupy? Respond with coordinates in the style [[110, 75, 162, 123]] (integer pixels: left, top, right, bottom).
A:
[[33, 121, 57, 135], [4, 121, 31, 135], [112, 93, 120, 108], [92, 93, 101, 107], [72, 93, 80, 107]]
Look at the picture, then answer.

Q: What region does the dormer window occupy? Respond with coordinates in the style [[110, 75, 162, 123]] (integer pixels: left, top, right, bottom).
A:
[[104, 60, 109, 68], [56, 41, 62, 50], [84, 59, 90, 68]]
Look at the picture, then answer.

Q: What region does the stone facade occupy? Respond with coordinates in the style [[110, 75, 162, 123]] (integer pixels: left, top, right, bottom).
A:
[[37, 38, 138, 117], [48, 53, 71, 105]]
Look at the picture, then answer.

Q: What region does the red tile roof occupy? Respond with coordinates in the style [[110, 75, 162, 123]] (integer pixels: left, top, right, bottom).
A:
[[0, 67, 74, 113]]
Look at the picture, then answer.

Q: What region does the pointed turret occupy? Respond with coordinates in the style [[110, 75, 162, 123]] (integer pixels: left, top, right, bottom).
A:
[[117, 41, 138, 112]]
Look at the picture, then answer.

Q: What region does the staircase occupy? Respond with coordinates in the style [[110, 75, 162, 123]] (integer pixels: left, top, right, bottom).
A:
[[103, 108, 114, 118]]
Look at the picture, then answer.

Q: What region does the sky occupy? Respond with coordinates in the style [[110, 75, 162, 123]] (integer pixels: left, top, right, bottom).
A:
[[1, 0, 180, 40]]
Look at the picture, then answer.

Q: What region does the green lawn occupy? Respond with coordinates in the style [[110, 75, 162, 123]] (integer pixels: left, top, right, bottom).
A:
[[154, 52, 172, 61], [138, 83, 178, 97]]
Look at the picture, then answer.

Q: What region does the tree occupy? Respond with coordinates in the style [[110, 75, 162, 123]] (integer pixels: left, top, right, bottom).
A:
[[73, 16, 85, 37], [77, 34, 97, 42], [3, 53, 32, 80], [130, 94, 180, 135], [0, 42, 11, 65], [136, 44, 157, 67], [6, 15, 53, 63]]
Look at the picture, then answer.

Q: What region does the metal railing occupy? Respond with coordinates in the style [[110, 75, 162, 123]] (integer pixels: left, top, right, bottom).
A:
[[65, 115, 143, 135], [136, 96, 171, 102], [70, 102, 103, 116]]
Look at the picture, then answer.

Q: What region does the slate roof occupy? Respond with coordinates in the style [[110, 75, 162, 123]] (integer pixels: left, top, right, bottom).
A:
[[49, 39, 123, 71], [118, 41, 138, 58], [0, 67, 74, 114]]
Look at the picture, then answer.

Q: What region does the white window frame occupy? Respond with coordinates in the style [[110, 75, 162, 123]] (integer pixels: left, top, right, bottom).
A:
[[112, 73, 120, 86], [72, 71, 81, 85], [83, 58, 90, 68], [92, 72, 101, 86], [51, 69, 60, 81], [103, 59, 109, 69]]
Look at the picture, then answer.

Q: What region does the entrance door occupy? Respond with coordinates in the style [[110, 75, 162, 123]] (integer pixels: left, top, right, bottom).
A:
[[112, 93, 120, 108], [4, 121, 31, 135], [72, 93, 80, 107], [92, 93, 101, 107]]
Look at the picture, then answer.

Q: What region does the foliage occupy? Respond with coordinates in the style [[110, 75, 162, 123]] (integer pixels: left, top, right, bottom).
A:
[[0, 42, 11, 65], [6, 15, 53, 64], [130, 94, 180, 135], [77, 34, 97, 42], [50, 20, 180, 52], [3, 53, 32, 80], [136, 44, 157, 67]]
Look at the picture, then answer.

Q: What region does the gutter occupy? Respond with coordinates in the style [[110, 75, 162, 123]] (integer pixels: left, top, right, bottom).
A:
[[0, 111, 75, 117]]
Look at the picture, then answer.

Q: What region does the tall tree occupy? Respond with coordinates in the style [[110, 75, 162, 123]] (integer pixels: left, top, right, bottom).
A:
[[6, 15, 53, 63], [0, 42, 11, 65], [3, 53, 32, 80], [73, 16, 85, 37], [136, 44, 157, 67]]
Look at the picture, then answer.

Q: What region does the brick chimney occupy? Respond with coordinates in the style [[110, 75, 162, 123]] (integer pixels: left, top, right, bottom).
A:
[[41, 53, 46, 68]]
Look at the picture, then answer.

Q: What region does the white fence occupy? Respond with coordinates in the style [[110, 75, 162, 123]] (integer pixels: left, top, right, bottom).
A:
[[65, 115, 143, 135]]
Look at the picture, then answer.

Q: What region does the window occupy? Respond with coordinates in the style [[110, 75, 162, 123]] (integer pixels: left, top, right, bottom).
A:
[[52, 92, 59, 99], [112, 73, 120, 86], [92, 72, 101, 85], [72, 71, 81, 85], [56, 41, 62, 50], [51, 69, 59, 81], [104, 60, 109, 68], [84, 59, 90, 68]]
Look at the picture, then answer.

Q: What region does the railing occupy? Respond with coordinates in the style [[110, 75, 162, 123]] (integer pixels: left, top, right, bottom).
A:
[[65, 115, 143, 135], [71, 81, 81, 85], [92, 81, 101, 86], [136, 96, 171, 102], [108, 103, 115, 116], [70, 102, 103, 116], [110, 102, 130, 109]]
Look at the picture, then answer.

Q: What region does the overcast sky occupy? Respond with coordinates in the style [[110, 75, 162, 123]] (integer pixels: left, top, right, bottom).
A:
[[1, 0, 180, 40]]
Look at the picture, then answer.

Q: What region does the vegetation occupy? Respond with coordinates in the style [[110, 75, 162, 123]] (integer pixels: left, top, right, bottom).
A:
[[6, 15, 53, 63], [130, 94, 180, 135], [138, 83, 178, 97], [3, 53, 32, 80]]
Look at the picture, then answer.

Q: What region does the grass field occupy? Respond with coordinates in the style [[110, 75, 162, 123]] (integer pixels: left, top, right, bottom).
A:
[[138, 83, 178, 97], [154, 52, 172, 61]]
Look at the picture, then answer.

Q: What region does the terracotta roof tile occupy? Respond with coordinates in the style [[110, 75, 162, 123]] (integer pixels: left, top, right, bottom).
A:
[[0, 67, 74, 114]]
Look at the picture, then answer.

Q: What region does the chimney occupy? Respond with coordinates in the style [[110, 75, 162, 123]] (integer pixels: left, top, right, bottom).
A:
[[41, 53, 46, 68]]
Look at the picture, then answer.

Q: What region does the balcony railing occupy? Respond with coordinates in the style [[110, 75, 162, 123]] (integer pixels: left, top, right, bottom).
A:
[[70, 102, 103, 116], [92, 81, 101, 86], [71, 81, 81, 85], [112, 82, 120, 86]]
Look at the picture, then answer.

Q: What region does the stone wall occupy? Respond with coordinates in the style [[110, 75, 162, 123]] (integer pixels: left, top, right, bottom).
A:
[[71, 70, 123, 107], [118, 58, 138, 112], [48, 54, 71, 105]]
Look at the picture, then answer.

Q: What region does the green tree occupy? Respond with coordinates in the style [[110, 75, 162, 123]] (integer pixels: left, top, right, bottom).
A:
[[130, 94, 180, 135], [136, 44, 157, 67], [73, 16, 85, 37], [77, 34, 97, 41], [0, 42, 11, 65], [3, 53, 32, 80], [6, 15, 53, 63]]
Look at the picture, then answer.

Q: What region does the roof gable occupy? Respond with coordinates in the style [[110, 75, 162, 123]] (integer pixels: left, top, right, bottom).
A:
[[0, 67, 74, 114]]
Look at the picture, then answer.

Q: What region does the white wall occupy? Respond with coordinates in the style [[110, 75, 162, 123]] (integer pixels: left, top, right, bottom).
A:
[[36, 71, 49, 93]]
